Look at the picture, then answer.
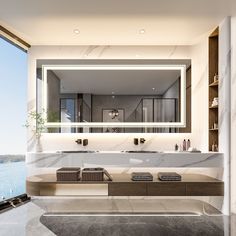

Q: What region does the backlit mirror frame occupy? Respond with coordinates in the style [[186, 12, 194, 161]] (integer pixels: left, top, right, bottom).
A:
[[42, 64, 186, 128]]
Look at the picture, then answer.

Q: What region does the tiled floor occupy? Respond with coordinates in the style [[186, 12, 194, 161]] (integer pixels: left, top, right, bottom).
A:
[[0, 198, 234, 236]]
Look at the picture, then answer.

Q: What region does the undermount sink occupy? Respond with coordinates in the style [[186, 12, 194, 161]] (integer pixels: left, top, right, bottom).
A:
[[57, 150, 98, 153], [56, 150, 159, 154], [123, 150, 159, 153]]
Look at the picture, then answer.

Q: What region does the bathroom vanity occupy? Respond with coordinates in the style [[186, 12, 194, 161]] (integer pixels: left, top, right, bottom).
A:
[[26, 151, 224, 197], [27, 58, 225, 213]]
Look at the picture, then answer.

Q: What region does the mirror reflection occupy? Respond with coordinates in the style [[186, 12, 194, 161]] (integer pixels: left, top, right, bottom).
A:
[[37, 60, 191, 133]]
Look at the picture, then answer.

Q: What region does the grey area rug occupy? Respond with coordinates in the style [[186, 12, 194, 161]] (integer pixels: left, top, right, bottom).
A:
[[40, 213, 225, 236]]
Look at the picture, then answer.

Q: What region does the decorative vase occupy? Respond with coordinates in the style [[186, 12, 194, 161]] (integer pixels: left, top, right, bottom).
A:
[[36, 137, 43, 152]]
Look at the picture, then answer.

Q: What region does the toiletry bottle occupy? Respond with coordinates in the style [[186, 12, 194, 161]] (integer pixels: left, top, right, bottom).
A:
[[187, 139, 191, 151], [175, 144, 179, 151], [183, 139, 186, 151], [179, 144, 182, 152], [212, 143, 215, 152]]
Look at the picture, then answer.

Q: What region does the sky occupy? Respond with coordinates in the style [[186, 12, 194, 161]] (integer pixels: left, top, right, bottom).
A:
[[0, 37, 27, 154]]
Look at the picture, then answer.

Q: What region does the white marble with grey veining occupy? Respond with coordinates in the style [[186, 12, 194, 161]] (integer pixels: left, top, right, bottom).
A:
[[26, 152, 223, 169], [231, 16, 236, 215]]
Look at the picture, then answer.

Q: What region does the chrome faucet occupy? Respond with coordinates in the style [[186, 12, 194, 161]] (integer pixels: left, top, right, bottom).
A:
[[134, 138, 146, 145], [75, 139, 88, 146], [140, 138, 146, 144]]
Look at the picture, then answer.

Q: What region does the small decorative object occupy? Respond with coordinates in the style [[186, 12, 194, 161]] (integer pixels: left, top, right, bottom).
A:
[[211, 97, 218, 107], [213, 73, 219, 82], [214, 122, 218, 129]]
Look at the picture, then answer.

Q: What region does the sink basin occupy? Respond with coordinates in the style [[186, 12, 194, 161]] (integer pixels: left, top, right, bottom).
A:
[[57, 151, 97, 153], [123, 151, 159, 153]]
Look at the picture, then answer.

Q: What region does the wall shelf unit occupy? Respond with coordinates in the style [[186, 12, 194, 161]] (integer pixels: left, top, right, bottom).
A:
[[208, 27, 219, 152]]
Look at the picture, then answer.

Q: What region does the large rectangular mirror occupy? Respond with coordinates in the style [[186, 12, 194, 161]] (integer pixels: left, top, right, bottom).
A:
[[37, 60, 191, 133]]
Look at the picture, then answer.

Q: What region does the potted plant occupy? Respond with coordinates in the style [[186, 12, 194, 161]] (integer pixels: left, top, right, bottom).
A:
[[24, 110, 46, 152]]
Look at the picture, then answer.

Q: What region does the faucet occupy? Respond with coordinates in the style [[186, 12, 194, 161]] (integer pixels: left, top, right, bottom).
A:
[[75, 139, 88, 146], [133, 138, 146, 145], [140, 138, 146, 144], [134, 138, 139, 145], [83, 139, 88, 146]]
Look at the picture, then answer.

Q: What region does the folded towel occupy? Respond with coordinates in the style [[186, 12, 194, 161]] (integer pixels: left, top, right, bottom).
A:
[[158, 172, 182, 181], [131, 172, 153, 181]]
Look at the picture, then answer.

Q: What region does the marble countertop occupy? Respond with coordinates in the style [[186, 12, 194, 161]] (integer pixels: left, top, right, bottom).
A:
[[27, 151, 221, 154], [26, 152, 224, 168]]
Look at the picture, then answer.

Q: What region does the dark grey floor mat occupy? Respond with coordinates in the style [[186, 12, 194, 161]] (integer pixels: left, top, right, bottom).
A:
[[40, 213, 225, 236]]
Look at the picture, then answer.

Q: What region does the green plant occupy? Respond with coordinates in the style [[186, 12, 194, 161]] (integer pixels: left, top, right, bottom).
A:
[[24, 110, 46, 138], [47, 111, 60, 123]]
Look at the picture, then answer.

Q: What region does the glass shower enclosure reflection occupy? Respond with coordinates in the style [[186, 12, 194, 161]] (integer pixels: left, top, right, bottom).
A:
[[135, 98, 178, 133]]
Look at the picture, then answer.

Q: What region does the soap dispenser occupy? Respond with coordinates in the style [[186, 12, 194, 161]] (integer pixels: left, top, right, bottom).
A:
[[183, 139, 186, 151], [187, 139, 191, 150]]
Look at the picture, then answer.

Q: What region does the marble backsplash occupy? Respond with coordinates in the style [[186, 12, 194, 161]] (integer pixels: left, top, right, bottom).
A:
[[28, 43, 208, 153], [35, 133, 197, 153]]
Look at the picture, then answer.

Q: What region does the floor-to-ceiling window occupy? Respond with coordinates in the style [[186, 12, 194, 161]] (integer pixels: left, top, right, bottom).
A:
[[0, 37, 27, 201]]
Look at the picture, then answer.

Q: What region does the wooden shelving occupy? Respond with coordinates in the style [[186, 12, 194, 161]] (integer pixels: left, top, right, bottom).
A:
[[208, 27, 219, 152], [26, 174, 224, 197]]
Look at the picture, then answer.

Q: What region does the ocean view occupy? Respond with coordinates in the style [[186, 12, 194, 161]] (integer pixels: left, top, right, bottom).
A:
[[0, 160, 26, 200]]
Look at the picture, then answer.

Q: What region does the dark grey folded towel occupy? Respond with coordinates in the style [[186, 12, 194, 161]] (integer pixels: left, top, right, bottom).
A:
[[131, 172, 153, 181], [158, 172, 182, 181]]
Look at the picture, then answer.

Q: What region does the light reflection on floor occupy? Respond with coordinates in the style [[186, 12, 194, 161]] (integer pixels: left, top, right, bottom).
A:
[[0, 198, 234, 236]]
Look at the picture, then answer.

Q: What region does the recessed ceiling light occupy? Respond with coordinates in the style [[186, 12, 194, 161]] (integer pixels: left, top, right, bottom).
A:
[[139, 29, 146, 34], [74, 29, 80, 34], [152, 88, 155, 90]]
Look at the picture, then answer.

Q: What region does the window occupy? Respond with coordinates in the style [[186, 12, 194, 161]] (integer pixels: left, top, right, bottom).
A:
[[0, 37, 27, 201]]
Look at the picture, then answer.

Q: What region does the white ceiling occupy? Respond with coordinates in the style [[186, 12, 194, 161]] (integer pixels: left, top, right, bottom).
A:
[[53, 69, 180, 95], [0, 0, 233, 45]]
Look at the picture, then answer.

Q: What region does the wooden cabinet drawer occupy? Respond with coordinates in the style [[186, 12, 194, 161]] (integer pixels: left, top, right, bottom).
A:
[[186, 182, 224, 196], [108, 183, 146, 196], [147, 182, 186, 196]]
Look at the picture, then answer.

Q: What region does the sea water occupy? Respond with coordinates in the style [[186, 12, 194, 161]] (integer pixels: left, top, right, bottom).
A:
[[0, 161, 26, 200]]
